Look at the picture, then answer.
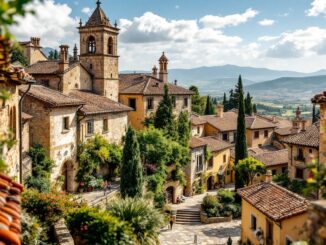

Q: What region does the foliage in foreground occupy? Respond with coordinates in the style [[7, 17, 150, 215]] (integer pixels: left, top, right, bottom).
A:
[[67, 207, 136, 245], [107, 198, 164, 245], [234, 157, 266, 186]]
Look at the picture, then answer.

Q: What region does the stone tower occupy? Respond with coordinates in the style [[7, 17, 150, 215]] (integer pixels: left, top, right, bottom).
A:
[[78, 0, 119, 101], [159, 52, 168, 83]]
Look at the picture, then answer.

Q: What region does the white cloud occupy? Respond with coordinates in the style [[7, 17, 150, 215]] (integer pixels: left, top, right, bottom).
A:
[[82, 7, 92, 16], [258, 35, 280, 42], [258, 19, 275, 26], [307, 0, 326, 16], [199, 8, 258, 29], [11, 0, 79, 49], [265, 26, 326, 58]]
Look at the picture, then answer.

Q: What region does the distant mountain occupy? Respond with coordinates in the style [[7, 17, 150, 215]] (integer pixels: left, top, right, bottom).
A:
[[246, 75, 326, 101], [42, 47, 55, 57], [121, 65, 326, 98]]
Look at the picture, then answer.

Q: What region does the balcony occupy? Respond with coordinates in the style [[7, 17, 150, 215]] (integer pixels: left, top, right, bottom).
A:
[[294, 156, 305, 162]]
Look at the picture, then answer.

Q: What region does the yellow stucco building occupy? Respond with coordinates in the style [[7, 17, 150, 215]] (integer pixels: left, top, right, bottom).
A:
[[238, 179, 309, 245]]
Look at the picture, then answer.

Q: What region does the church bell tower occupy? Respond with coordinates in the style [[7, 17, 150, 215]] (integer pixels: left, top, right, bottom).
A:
[[78, 0, 119, 101]]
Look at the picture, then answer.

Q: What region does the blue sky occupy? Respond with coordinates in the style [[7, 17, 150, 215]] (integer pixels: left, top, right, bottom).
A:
[[11, 0, 326, 72]]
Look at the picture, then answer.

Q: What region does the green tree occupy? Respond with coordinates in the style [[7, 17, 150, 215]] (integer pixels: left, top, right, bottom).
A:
[[235, 157, 266, 186], [154, 85, 177, 139], [312, 104, 318, 123], [234, 75, 248, 190], [253, 103, 257, 114], [245, 92, 253, 116], [107, 198, 164, 245], [48, 50, 54, 60], [228, 89, 236, 110], [305, 161, 326, 199], [189, 85, 204, 114], [223, 93, 228, 112], [204, 95, 214, 115], [53, 49, 59, 59], [177, 111, 190, 146], [121, 126, 144, 198], [11, 46, 28, 66]]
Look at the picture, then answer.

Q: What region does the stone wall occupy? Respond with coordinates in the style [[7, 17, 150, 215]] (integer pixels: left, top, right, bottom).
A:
[[306, 200, 326, 245], [200, 212, 232, 224], [54, 219, 74, 245], [319, 103, 326, 166], [62, 65, 92, 93]]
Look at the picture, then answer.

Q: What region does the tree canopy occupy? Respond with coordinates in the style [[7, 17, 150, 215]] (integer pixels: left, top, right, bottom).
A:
[[235, 157, 266, 186]]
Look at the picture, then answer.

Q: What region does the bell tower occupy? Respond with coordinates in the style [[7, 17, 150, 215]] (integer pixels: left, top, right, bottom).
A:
[[78, 0, 119, 101], [159, 52, 168, 83]]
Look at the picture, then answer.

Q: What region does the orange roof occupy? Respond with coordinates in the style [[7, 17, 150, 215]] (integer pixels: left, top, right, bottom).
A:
[[0, 173, 23, 245]]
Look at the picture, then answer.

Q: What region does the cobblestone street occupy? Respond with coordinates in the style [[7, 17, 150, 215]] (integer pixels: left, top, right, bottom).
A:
[[159, 220, 241, 245]]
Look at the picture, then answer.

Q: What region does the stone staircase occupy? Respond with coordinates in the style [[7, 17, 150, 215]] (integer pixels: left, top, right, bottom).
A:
[[176, 209, 201, 225]]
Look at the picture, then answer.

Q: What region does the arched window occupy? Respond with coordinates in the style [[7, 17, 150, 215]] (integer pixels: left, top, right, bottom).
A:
[[108, 37, 113, 55], [87, 36, 96, 54]]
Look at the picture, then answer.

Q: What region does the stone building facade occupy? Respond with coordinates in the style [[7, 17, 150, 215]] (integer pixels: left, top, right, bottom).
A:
[[19, 37, 47, 66]]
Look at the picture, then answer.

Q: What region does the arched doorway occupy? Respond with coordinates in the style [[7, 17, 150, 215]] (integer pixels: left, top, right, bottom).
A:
[[165, 186, 174, 203], [207, 176, 214, 190]]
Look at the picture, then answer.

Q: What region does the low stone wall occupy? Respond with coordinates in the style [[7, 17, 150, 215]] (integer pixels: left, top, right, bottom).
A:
[[200, 212, 232, 224], [54, 218, 74, 245]]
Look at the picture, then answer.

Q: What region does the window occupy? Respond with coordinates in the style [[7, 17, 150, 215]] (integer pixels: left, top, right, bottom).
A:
[[172, 96, 176, 108], [196, 154, 204, 173], [128, 98, 136, 111], [251, 215, 257, 230], [282, 167, 287, 173], [296, 148, 304, 161], [295, 168, 304, 179], [208, 158, 213, 169], [87, 36, 96, 53], [197, 126, 200, 134], [254, 131, 260, 139], [285, 237, 293, 245], [232, 132, 237, 143], [309, 149, 313, 154], [87, 120, 94, 135], [266, 219, 273, 244], [42, 79, 49, 87], [63, 117, 70, 131], [103, 119, 108, 132], [108, 37, 113, 55], [147, 97, 154, 110], [223, 154, 227, 163], [272, 169, 277, 176], [264, 130, 269, 138], [222, 133, 228, 141], [183, 97, 188, 107]]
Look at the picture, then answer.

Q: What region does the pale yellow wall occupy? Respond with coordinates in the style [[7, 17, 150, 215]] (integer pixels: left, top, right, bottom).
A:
[[23, 45, 47, 65], [241, 199, 308, 245], [191, 124, 205, 137], [247, 128, 274, 148], [79, 112, 128, 145], [204, 124, 219, 137], [207, 148, 230, 175], [287, 145, 319, 180], [119, 94, 145, 130]]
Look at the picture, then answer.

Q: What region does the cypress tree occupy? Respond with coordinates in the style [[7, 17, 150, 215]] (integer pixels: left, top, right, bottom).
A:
[[235, 75, 248, 190], [177, 111, 190, 147], [245, 92, 253, 116], [189, 85, 203, 114], [53, 50, 59, 59], [312, 104, 317, 123], [223, 93, 228, 112], [253, 104, 257, 114], [229, 89, 236, 110], [204, 95, 214, 115], [120, 126, 143, 198]]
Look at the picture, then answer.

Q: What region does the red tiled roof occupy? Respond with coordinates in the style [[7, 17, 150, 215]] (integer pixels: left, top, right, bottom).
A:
[[85, 4, 114, 28], [0, 173, 23, 245], [69, 90, 132, 115], [282, 122, 319, 148], [20, 85, 85, 108], [312, 91, 326, 104], [0, 65, 35, 85], [238, 182, 309, 222], [119, 74, 194, 95], [189, 137, 207, 149], [200, 136, 232, 152], [251, 149, 288, 167]]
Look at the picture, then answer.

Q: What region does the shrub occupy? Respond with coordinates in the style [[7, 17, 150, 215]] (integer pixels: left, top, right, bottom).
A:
[[67, 207, 136, 245], [107, 198, 164, 245], [217, 189, 235, 203], [22, 189, 78, 227], [25, 175, 50, 193], [202, 195, 218, 210], [21, 212, 44, 245]]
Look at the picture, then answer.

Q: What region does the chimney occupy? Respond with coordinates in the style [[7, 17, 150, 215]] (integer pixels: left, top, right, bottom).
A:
[[30, 37, 40, 47], [174, 80, 177, 85], [265, 170, 273, 183], [59, 45, 69, 73], [73, 44, 78, 62], [159, 52, 168, 83], [216, 104, 224, 118], [272, 116, 277, 123], [301, 120, 306, 131], [152, 65, 158, 78], [36, 37, 40, 47]]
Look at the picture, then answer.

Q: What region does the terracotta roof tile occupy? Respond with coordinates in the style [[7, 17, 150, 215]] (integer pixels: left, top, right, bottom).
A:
[[191, 111, 276, 132], [119, 74, 194, 95], [25, 61, 84, 75], [0, 65, 35, 85], [312, 91, 326, 104], [69, 90, 132, 115], [282, 122, 319, 148], [251, 149, 288, 167], [0, 173, 23, 245], [238, 182, 309, 221], [85, 4, 113, 27], [189, 137, 207, 149], [200, 136, 232, 152], [20, 85, 85, 108]]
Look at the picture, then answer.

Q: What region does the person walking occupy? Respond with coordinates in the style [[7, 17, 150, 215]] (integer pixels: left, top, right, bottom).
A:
[[170, 214, 176, 230]]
